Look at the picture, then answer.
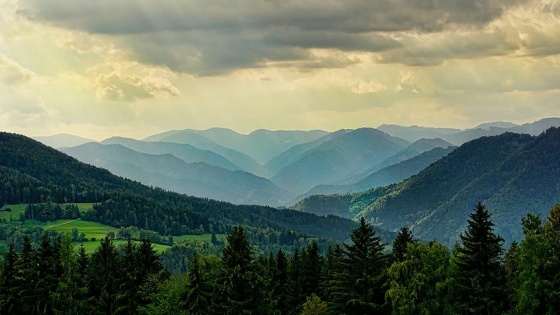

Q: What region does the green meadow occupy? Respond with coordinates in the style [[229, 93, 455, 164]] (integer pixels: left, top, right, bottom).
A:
[[1, 203, 222, 253]]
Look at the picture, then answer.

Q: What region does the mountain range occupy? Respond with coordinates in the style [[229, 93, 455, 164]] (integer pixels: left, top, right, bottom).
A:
[[0, 132, 357, 241], [32, 117, 560, 210], [294, 128, 560, 244]]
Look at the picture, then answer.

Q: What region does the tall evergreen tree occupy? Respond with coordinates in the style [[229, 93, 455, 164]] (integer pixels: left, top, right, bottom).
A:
[[0, 243, 18, 314], [13, 235, 37, 314], [88, 236, 119, 314], [273, 249, 289, 315], [392, 226, 414, 262], [454, 202, 506, 314], [217, 226, 271, 314], [287, 248, 305, 314], [184, 254, 212, 314], [302, 241, 323, 298], [338, 217, 389, 314]]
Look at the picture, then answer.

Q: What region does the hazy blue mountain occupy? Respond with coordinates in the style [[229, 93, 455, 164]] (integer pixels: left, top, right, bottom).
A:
[[144, 130, 261, 174], [101, 136, 241, 171], [474, 121, 518, 129], [295, 128, 560, 244], [145, 128, 328, 165], [270, 128, 409, 193], [377, 124, 460, 143], [338, 138, 454, 184], [508, 117, 560, 135], [379, 118, 560, 146], [294, 146, 455, 202], [33, 134, 96, 148], [0, 132, 358, 242], [262, 130, 345, 177], [61, 143, 291, 206]]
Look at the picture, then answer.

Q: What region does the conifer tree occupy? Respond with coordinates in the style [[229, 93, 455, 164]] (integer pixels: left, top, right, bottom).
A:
[[273, 249, 289, 315], [339, 217, 389, 314], [0, 243, 18, 313], [218, 226, 270, 314], [454, 202, 506, 314], [14, 235, 37, 314], [184, 254, 212, 314], [287, 248, 305, 314], [88, 236, 119, 314], [302, 241, 323, 298], [392, 226, 414, 262]]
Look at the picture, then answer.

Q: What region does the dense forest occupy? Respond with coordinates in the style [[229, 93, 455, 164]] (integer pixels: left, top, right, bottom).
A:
[[1, 203, 558, 314], [0, 132, 359, 241]]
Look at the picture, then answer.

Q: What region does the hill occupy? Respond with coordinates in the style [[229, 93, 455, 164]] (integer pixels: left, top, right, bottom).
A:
[[144, 130, 261, 174], [269, 128, 409, 193], [295, 128, 560, 244], [101, 136, 242, 171], [61, 142, 291, 206], [0, 132, 357, 241], [294, 146, 455, 202], [145, 128, 328, 164], [33, 133, 96, 148]]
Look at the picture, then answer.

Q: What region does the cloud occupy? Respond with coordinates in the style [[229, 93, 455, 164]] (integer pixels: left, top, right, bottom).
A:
[[94, 73, 180, 102], [17, 0, 530, 75], [0, 53, 33, 84]]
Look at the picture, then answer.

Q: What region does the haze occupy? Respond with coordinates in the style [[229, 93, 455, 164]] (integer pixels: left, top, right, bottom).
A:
[[1, 0, 560, 140]]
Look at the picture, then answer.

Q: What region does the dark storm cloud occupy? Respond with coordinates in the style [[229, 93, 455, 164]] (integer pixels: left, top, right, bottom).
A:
[[18, 0, 529, 75]]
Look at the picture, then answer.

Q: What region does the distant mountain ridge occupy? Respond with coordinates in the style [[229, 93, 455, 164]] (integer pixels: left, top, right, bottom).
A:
[[295, 128, 560, 244], [33, 134, 96, 148], [0, 132, 358, 241], [62, 142, 291, 206]]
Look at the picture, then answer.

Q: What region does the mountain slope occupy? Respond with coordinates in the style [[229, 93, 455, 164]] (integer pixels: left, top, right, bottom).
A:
[[296, 129, 560, 244], [0, 132, 357, 241], [61, 142, 291, 206], [101, 137, 241, 171], [144, 130, 261, 174], [33, 134, 96, 148], [295, 146, 455, 201], [270, 128, 409, 193]]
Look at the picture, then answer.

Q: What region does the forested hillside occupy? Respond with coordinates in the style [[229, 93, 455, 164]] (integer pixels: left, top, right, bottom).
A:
[[2, 203, 558, 314], [296, 128, 560, 244], [0, 132, 357, 241]]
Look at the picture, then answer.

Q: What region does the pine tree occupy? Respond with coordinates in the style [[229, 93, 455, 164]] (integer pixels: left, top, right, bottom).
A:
[[88, 236, 119, 314], [0, 243, 18, 313], [302, 241, 323, 298], [13, 235, 37, 314], [184, 254, 212, 314], [321, 244, 345, 315], [454, 202, 506, 314], [217, 226, 270, 314], [287, 248, 305, 314], [273, 249, 289, 315], [339, 217, 389, 314], [392, 226, 414, 262]]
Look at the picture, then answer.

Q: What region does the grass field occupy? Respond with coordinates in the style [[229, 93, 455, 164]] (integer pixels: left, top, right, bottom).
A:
[[1, 203, 219, 254], [0, 204, 26, 221]]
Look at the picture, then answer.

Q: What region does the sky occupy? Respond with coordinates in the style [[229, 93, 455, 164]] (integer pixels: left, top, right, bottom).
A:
[[1, 0, 560, 140]]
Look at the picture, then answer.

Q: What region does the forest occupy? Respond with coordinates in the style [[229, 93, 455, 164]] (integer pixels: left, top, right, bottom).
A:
[[1, 203, 558, 314]]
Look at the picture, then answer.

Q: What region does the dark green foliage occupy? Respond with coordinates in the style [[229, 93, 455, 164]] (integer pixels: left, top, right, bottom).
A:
[[302, 128, 560, 244], [392, 226, 415, 262], [334, 217, 389, 314], [184, 254, 212, 314], [1, 204, 560, 314], [454, 203, 506, 314], [1, 132, 357, 242]]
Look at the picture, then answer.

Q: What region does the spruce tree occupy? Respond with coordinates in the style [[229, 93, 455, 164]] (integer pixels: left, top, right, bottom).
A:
[[339, 217, 389, 314], [273, 249, 289, 315], [0, 243, 18, 313], [218, 226, 270, 314], [184, 254, 212, 314], [13, 235, 37, 314], [392, 226, 414, 262], [454, 202, 506, 314], [302, 241, 323, 298]]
